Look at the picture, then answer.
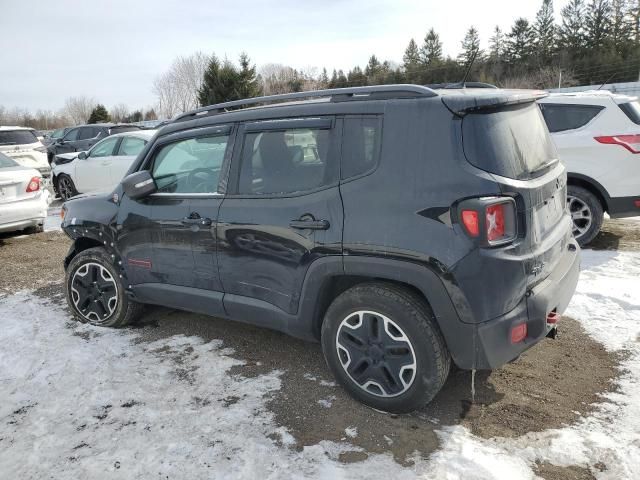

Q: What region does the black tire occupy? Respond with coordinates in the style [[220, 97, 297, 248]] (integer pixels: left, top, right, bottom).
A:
[[65, 247, 143, 328], [24, 224, 44, 234], [567, 185, 603, 246], [321, 283, 450, 413], [57, 174, 78, 201]]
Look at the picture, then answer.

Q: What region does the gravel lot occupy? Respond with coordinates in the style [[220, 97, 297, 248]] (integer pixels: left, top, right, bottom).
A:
[[0, 212, 638, 479]]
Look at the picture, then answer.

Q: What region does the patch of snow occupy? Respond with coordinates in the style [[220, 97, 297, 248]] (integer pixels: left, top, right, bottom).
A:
[[303, 373, 317, 381], [318, 396, 336, 408], [345, 426, 358, 439], [44, 205, 62, 231], [319, 379, 337, 387]]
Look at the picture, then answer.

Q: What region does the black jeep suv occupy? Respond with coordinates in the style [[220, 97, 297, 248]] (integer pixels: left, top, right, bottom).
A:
[[61, 85, 580, 413]]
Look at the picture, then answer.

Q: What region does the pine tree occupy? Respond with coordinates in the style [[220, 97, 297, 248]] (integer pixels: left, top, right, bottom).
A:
[[403, 39, 421, 82], [237, 52, 261, 99], [347, 66, 367, 86], [489, 26, 505, 59], [319, 68, 329, 87], [458, 26, 483, 65], [365, 55, 382, 78], [198, 55, 241, 106], [558, 0, 586, 55], [534, 0, 556, 63], [420, 28, 443, 65], [506, 18, 536, 62], [610, 0, 633, 54], [88, 104, 110, 124], [585, 0, 612, 48]]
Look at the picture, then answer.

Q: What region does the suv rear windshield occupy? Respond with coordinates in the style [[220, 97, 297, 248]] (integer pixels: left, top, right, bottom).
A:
[[0, 130, 38, 146], [539, 103, 604, 132], [462, 102, 557, 180], [619, 101, 640, 125], [0, 152, 18, 168]]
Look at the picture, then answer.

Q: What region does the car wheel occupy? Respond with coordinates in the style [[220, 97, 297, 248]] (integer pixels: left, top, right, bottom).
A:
[[321, 283, 450, 413], [567, 185, 603, 246], [57, 174, 78, 201], [65, 247, 143, 328]]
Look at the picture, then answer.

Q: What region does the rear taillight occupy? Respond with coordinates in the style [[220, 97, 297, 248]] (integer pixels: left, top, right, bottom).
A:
[[458, 197, 517, 246], [510, 323, 527, 343], [595, 134, 640, 154], [26, 177, 41, 193]]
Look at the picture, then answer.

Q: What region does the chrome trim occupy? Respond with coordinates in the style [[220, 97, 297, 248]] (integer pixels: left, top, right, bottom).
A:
[[149, 192, 223, 198]]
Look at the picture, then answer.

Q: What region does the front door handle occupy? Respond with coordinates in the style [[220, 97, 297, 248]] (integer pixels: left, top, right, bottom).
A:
[[182, 214, 212, 226], [289, 217, 330, 230]]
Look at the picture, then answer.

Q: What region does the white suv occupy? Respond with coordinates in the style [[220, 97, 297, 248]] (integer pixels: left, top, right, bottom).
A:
[[0, 126, 51, 183], [539, 91, 640, 245]]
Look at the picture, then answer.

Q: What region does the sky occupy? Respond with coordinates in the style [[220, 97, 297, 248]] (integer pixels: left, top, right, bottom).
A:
[[0, 0, 570, 112]]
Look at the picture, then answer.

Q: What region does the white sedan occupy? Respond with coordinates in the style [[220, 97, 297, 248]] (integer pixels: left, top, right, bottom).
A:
[[0, 152, 50, 234], [52, 130, 156, 200]]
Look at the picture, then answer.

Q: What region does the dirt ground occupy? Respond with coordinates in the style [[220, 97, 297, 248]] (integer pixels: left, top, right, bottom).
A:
[[1, 216, 636, 480]]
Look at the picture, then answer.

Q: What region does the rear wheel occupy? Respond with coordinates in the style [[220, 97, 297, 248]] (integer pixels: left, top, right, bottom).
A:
[[65, 247, 143, 328], [321, 283, 450, 413], [567, 185, 603, 246], [57, 174, 77, 201]]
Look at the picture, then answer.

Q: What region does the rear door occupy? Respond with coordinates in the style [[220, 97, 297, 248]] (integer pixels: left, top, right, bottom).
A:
[[217, 117, 343, 317]]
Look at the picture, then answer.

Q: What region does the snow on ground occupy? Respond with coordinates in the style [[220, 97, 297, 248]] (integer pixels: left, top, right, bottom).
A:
[[44, 205, 62, 231], [1, 249, 639, 479]]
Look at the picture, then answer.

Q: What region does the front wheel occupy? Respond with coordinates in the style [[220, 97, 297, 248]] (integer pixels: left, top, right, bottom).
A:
[[321, 283, 451, 413], [65, 247, 143, 328], [567, 185, 603, 246], [57, 174, 78, 201]]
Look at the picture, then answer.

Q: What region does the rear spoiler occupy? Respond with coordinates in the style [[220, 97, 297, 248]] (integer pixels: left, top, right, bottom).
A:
[[441, 89, 548, 116]]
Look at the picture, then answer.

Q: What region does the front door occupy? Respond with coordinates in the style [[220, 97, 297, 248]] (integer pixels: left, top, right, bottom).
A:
[[75, 136, 120, 192], [218, 118, 343, 315]]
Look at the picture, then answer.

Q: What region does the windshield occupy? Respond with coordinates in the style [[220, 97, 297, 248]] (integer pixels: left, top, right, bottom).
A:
[[0, 152, 18, 168], [619, 101, 640, 125], [0, 130, 39, 146], [462, 102, 557, 180]]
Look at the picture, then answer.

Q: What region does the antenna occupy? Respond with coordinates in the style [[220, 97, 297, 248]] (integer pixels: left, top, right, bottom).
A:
[[597, 73, 616, 90], [459, 49, 479, 88]]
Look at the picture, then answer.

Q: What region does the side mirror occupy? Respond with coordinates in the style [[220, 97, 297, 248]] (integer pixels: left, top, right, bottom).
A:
[[122, 170, 156, 199], [77, 151, 87, 160]]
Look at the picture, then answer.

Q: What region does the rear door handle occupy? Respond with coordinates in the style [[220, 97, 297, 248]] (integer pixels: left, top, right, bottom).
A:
[[289, 218, 330, 230]]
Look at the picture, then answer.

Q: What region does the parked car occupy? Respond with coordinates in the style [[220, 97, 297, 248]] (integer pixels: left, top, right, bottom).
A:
[[41, 127, 71, 147], [539, 91, 640, 245], [0, 126, 51, 183], [60, 85, 579, 413], [46, 123, 141, 164], [0, 152, 49, 234], [52, 130, 156, 200]]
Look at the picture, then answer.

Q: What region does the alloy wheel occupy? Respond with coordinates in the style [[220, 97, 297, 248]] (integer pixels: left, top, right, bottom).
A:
[[58, 176, 74, 200], [567, 194, 593, 238], [70, 262, 118, 323], [335, 310, 417, 398]]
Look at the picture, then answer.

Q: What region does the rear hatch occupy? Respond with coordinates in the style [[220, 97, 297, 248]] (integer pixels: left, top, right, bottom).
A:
[[445, 90, 572, 287], [0, 129, 49, 172]]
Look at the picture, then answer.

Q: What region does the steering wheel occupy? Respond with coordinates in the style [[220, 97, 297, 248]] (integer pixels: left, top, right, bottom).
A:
[[186, 168, 216, 193]]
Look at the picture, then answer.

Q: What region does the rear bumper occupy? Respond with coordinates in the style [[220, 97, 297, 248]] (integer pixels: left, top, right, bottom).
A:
[[0, 194, 48, 233], [608, 195, 640, 218], [454, 238, 580, 369]]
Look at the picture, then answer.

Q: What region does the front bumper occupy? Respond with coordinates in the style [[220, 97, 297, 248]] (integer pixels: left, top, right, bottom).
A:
[[468, 238, 580, 369]]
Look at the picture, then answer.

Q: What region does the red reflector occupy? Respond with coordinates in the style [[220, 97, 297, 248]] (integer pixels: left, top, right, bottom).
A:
[[595, 134, 640, 154], [461, 210, 480, 237], [511, 323, 527, 343], [635, 200, 640, 208], [26, 177, 41, 193], [547, 311, 560, 324], [486, 203, 506, 242]]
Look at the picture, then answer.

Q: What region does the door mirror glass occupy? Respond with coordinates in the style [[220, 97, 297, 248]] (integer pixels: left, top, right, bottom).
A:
[[122, 170, 156, 199], [77, 151, 87, 160]]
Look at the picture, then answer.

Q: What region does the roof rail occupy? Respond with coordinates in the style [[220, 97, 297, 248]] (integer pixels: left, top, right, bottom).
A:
[[426, 82, 498, 90], [173, 84, 437, 123]]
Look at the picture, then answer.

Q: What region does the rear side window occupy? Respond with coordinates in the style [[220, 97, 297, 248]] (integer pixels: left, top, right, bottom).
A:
[[539, 103, 604, 133], [341, 117, 382, 179], [463, 102, 557, 180], [118, 136, 146, 156], [619, 101, 640, 125], [78, 127, 97, 140], [0, 130, 38, 146], [238, 125, 336, 195], [152, 134, 229, 194], [64, 128, 79, 141], [0, 152, 18, 168]]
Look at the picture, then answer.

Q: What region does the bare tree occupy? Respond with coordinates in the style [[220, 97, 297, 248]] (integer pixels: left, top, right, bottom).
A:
[[63, 96, 97, 125], [110, 103, 130, 123], [153, 51, 210, 118]]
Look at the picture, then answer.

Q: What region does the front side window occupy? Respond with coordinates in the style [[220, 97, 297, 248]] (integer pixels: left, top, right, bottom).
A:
[[89, 137, 119, 158], [539, 103, 604, 133], [238, 126, 335, 194], [64, 128, 79, 141], [78, 127, 97, 140], [151, 134, 229, 194], [341, 117, 382, 179], [118, 136, 146, 156]]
